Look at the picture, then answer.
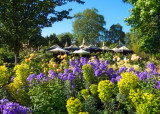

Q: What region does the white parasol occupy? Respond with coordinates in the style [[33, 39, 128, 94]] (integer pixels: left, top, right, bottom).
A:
[[49, 47, 69, 53], [72, 49, 90, 54]]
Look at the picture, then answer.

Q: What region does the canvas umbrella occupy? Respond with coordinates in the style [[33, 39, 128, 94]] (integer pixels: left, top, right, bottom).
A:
[[118, 46, 133, 54], [64, 45, 80, 51], [112, 47, 119, 52], [49, 47, 69, 53], [118, 46, 131, 52], [72, 49, 90, 54], [86, 45, 102, 53], [46, 44, 61, 51]]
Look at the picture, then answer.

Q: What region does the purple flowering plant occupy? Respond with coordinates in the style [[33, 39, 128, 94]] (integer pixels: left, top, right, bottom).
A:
[[0, 98, 32, 114]]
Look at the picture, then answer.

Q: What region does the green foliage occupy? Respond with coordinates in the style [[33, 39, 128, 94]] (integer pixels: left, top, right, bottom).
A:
[[81, 89, 89, 100], [0, 0, 84, 64], [46, 33, 60, 47], [125, 32, 141, 53], [57, 32, 73, 47], [118, 72, 139, 95], [0, 47, 15, 66], [122, 0, 138, 4], [8, 63, 30, 105], [99, 52, 114, 64], [89, 84, 98, 96], [73, 8, 106, 45], [29, 80, 66, 114], [66, 97, 82, 114], [63, 80, 75, 99], [82, 64, 95, 85], [82, 96, 98, 114], [104, 24, 125, 45], [0, 66, 9, 86], [124, 0, 160, 54], [98, 80, 114, 103], [129, 89, 160, 114], [79, 112, 89, 114]]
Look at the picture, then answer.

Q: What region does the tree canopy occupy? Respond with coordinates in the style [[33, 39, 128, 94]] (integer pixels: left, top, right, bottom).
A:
[[57, 32, 73, 47], [0, 0, 84, 64], [104, 24, 125, 46], [124, 0, 160, 54], [73, 8, 106, 46]]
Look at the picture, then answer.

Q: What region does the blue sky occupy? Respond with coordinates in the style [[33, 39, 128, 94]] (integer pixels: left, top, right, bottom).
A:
[[41, 0, 133, 37]]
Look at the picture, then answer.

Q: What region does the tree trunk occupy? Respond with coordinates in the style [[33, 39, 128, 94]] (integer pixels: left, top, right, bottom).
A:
[[14, 49, 19, 65]]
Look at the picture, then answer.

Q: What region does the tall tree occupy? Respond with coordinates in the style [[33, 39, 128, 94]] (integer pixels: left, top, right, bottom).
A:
[[123, 0, 160, 54], [57, 32, 73, 47], [73, 8, 106, 46], [125, 32, 141, 52], [47, 33, 60, 47], [0, 0, 84, 64], [104, 24, 125, 46]]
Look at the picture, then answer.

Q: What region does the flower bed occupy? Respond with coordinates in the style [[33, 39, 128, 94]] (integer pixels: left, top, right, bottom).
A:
[[0, 53, 160, 114]]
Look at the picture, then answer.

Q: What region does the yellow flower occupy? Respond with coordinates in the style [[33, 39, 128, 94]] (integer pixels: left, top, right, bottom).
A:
[[118, 72, 139, 95], [66, 97, 82, 114], [98, 80, 114, 103]]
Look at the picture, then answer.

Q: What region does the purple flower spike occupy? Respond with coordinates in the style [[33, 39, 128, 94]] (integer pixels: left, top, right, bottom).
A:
[[116, 76, 122, 81], [69, 60, 75, 67], [105, 60, 110, 65], [110, 78, 117, 83], [118, 67, 127, 73], [95, 69, 102, 76], [0, 98, 31, 114], [37, 73, 45, 80], [146, 63, 157, 72], [68, 73, 75, 81], [156, 81, 160, 89], [49, 70, 58, 79], [27, 74, 36, 82], [129, 67, 135, 72]]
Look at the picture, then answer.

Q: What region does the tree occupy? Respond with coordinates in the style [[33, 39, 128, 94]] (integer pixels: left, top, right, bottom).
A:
[[122, 0, 137, 4], [47, 33, 60, 47], [57, 32, 73, 47], [125, 32, 141, 52], [104, 24, 125, 46], [0, 0, 84, 64], [123, 0, 160, 54], [73, 8, 106, 46]]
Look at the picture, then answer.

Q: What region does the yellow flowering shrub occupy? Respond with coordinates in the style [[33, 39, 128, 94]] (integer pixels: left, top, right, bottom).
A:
[[79, 112, 89, 114], [66, 97, 82, 114], [89, 84, 98, 96], [81, 89, 89, 100], [0, 66, 9, 86], [82, 64, 95, 83], [129, 89, 160, 114], [13, 63, 30, 87], [8, 63, 30, 105], [118, 72, 139, 95], [98, 80, 114, 103]]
